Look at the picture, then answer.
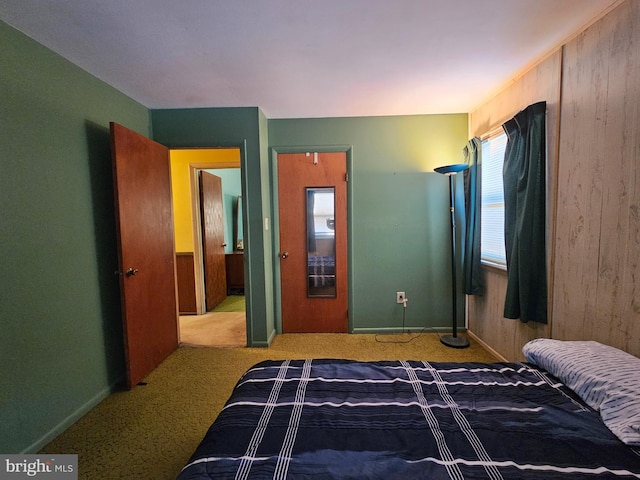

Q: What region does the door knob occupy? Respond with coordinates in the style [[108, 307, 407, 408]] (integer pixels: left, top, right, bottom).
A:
[[222, 243, 227, 247], [280, 252, 289, 259], [126, 268, 139, 277]]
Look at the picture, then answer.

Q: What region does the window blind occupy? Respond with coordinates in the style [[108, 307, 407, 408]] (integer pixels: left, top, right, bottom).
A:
[[481, 132, 507, 268]]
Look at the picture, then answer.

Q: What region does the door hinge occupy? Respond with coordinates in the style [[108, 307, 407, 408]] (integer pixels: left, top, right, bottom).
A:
[[345, 172, 349, 182]]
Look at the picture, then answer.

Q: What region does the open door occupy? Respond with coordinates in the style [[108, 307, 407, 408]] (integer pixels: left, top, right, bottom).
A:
[[110, 122, 178, 389], [199, 171, 227, 310]]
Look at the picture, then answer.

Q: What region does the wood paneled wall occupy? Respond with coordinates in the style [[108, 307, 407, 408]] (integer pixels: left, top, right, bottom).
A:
[[553, 0, 640, 357], [176, 253, 197, 314], [468, 51, 560, 361], [468, 0, 639, 360]]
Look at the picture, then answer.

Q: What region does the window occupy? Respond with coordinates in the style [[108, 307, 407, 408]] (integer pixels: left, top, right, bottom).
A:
[[481, 132, 507, 268]]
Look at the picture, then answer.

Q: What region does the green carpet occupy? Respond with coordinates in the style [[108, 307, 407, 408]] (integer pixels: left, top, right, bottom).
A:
[[40, 333, 497, 479], [211, 294, 245, 312]]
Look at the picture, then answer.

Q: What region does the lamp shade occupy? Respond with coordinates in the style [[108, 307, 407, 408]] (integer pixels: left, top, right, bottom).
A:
[[434, 163, 468, 175]]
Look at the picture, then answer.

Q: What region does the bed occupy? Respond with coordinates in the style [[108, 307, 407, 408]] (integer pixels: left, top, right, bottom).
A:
[[308, 255, 335, 288], [178, 339, 640, 479]]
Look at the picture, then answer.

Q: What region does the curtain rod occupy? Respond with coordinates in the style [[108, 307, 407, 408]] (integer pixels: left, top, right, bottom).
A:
[[480, 125, 505, 141]]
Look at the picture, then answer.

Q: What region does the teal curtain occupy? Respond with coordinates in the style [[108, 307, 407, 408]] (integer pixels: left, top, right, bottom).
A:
[[463, 137, 483, 295], [502, 101, 547, 323]]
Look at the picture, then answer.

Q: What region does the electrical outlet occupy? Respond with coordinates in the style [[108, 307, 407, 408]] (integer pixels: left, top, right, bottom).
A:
[[396, 291, 406, 304]]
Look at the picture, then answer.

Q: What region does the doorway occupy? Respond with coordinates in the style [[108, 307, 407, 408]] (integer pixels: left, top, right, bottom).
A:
[[170, 148, 247, 347]]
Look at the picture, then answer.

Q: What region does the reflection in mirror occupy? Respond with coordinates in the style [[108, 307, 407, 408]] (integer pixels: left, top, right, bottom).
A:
[[235, 196, 243, 251], [306, 187, 336, 297]]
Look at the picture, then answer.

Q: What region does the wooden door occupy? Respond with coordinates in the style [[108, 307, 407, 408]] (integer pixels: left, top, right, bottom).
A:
[[278, 152, 348, 333], [110, 122, 178, 389], [200, 171, 227, 310]]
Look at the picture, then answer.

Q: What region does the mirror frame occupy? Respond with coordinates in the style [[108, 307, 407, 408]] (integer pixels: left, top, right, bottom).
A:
[[306, 187, 336, 298]]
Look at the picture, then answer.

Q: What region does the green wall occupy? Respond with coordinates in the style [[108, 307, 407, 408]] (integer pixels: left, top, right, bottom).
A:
[[0, 21, 150, 453], [1, 15, 469, 455], [151, 111, 468, 338], [151, 108, 276, 347], [268, 115, 468, 332]]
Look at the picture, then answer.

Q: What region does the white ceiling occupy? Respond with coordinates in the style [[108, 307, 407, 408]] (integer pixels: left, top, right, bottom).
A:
[[0, 0, 618, 118]]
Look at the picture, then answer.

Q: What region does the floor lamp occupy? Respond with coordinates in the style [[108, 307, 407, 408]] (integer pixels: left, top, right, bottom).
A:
[[434, 163, 470, 349]]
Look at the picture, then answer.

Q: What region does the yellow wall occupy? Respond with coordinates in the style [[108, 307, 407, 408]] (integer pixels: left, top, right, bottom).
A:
[[170, 148, 241, 252]]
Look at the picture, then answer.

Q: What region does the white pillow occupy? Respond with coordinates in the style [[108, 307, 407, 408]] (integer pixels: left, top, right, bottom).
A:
[[523, 338, 640, 446]]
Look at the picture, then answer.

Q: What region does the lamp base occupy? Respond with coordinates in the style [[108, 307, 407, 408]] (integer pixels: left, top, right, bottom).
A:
[[440, 334, 470, 349]]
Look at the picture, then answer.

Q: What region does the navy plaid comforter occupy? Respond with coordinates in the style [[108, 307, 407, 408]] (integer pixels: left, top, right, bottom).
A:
[[308, 255, 335, 287], [178, 359, 640, 479]]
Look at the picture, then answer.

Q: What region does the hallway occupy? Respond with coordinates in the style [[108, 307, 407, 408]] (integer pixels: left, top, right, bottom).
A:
[[178, 295, 246, 347]]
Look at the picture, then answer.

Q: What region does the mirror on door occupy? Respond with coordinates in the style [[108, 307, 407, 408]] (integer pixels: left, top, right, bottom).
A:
[[306, 187, 336, 298]]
